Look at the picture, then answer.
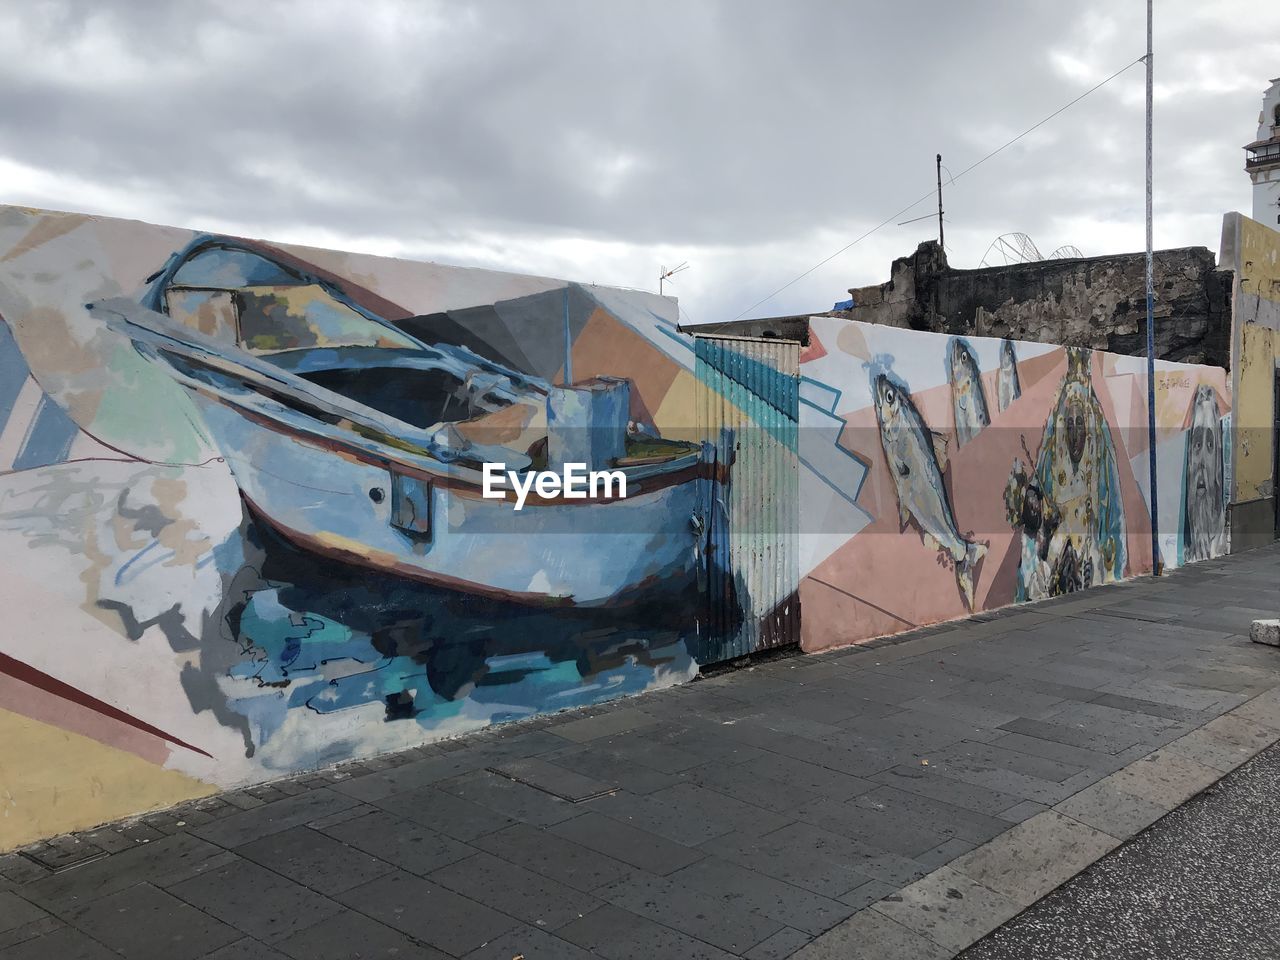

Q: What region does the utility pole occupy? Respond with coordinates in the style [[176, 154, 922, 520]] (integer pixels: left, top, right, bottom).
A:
[[1144, 0, 1160, 574], [936, 153, 945, 253]]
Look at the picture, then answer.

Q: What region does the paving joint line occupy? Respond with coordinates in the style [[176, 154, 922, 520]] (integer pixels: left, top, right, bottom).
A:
[[793, 681, 1280, 959]]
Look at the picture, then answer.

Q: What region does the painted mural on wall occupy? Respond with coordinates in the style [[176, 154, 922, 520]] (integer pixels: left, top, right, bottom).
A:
[[1004, 346, 1127, 600], [796, 317, 1232, 652], [0, 202, 1236, 848], [0, 205, 793, 848]]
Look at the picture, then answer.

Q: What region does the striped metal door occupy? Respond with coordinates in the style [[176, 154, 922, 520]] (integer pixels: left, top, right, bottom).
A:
[[694, 334, 801, 663]]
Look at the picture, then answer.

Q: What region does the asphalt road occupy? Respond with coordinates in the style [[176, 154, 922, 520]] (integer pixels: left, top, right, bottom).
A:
[[960, 741, 1280, 960]]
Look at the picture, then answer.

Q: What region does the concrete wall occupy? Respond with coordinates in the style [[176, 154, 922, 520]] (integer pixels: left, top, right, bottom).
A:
[[796, 318, 1231, 652], [0, 204, 1249, 848], [0, 206, 792, 848], [845, 242, 1233, 368], [1221, 211, 1280, 549]]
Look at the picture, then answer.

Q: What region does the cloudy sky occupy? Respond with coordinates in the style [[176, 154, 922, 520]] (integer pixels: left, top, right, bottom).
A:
[[3, 0, 1278, 324]]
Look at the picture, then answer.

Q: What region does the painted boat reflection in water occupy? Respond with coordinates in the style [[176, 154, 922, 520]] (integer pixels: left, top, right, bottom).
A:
[[219, 505, 701, 734]]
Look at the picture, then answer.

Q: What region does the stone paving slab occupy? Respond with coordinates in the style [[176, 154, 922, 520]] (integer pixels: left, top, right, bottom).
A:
[[870, 865, 1022, 953], [0, 543, 1277, 959], [943, 811, 1121, 908], [789, 908, 952, 960], [1052, 779, 1169, 839]]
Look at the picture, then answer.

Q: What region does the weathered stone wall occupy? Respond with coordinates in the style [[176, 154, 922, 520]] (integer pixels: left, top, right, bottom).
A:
[[841, 241, 1234, 368]]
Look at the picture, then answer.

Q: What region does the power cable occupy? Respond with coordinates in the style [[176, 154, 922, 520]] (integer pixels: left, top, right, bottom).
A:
[[720, 54, 1148, 326]]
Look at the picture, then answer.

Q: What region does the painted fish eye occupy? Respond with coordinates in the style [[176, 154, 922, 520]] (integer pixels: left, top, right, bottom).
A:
[[885, 387, 896, 405]]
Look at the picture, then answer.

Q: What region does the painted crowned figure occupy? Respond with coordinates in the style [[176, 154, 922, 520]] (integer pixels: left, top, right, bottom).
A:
[[1005, 348, 1126, 600]]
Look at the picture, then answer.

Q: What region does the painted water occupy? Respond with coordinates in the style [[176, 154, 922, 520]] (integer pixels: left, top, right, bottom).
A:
[[0, 459, 698, 781]]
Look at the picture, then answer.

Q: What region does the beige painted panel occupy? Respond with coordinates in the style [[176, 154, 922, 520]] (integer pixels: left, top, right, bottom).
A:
[[1231, 217, 1280, 502], [1236, 324, 1278, 500]]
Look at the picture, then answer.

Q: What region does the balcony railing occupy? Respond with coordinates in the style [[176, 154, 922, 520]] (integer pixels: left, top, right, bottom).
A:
[[1246, 140, 1280, 169]]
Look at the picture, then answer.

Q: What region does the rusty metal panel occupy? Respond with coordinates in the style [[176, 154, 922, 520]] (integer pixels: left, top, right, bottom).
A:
[[694, 334, 800, 663]]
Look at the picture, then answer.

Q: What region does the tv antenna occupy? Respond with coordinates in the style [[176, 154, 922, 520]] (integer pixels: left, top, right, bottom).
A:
[[659, 262, 689, 296], [896, 154, 953, 252]]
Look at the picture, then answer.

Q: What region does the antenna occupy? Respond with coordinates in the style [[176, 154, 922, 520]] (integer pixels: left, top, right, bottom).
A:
[[658, 262, 689, 296], [936, 153, 945, 253]]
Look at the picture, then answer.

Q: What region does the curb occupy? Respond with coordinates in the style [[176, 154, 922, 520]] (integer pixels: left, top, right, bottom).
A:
[[791, 686, 1280, 959]]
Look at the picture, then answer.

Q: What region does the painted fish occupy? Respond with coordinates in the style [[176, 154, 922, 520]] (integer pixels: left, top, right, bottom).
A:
[[948, 338, 990, 444], [873, 372, 987, 609], [997, 339, 1021, 412]]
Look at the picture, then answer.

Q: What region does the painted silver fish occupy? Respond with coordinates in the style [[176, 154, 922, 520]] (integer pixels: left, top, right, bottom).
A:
[[997, 339, 1021, 412], [948, 338, 990, 445], [873, 372, 987, 610]]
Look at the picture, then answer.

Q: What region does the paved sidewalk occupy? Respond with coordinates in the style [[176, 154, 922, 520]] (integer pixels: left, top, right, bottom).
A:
[[1, 544, 1278, 960]]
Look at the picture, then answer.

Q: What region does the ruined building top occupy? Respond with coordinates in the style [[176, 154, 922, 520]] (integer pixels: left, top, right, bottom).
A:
[[837, 240, 1232, 368]]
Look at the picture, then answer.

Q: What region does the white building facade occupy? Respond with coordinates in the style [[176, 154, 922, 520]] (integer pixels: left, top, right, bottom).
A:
[[1246, 77, 1280, 226]]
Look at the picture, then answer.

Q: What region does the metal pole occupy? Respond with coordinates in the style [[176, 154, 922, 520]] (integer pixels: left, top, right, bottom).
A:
[[1145, 0, 1160, 574], [936, 153, 945, 252], [562, 287, 573, 386]]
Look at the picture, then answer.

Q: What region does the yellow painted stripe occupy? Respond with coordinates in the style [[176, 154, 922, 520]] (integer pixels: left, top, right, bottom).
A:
[[0, 707, 214, 851]]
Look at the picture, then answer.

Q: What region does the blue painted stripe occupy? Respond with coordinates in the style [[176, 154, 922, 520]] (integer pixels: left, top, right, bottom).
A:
[[13, 393, 80, 470], [0, 320, 32, 435], [800, 378, 842, 414], [655, 324, 696, 356], [695, 338, 799, 419]]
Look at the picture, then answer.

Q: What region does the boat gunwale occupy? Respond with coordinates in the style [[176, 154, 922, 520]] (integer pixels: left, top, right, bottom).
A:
[[218, 391, 713, 505], [96, 299, 710, 496], [141, 340, 718, 504]]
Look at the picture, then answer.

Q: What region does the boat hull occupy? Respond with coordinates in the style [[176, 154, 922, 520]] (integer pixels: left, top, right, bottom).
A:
[[194, 391, 702, 607]]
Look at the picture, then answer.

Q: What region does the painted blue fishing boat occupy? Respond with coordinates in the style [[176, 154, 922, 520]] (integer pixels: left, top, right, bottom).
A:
[[90, 236, 713, 607]]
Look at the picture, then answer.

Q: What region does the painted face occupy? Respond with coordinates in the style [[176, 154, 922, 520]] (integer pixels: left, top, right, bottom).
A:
[[1066, 399, 1087, 467], [1189, 389, 1219, 500], [1021, 482, 1043, 534], [1185, 386, 1223, 561]]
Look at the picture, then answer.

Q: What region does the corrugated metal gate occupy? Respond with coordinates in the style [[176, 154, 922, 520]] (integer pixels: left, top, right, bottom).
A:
[[694, 334, 801, 664]]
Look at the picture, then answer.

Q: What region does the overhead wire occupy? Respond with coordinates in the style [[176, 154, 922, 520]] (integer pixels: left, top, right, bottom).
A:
[[717, 53, 1148, 326]]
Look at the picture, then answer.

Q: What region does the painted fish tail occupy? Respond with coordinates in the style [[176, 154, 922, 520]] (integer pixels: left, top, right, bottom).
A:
[[955, 539, 988, 611]]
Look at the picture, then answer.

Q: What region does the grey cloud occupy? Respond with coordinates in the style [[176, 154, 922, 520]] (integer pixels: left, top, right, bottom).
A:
[[1, 0, 1277, 323]]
